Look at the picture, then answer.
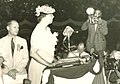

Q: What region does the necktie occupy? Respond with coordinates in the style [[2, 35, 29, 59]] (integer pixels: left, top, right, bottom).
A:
[[11, 38, 15, 56]]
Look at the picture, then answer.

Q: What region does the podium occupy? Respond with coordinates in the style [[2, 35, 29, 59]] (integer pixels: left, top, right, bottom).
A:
[[42, 58, 97, 84]]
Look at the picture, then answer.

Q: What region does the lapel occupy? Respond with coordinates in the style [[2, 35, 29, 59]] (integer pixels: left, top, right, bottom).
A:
[[13, 36, 23, 60], [14, 36, 23, 52], [98, 19, 103, 25], [4, 36, 13, 63], [13, 36, 19, 58]]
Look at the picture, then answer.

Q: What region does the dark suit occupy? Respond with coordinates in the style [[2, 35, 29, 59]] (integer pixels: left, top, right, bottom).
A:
[[81, 18, 108, 84], [81, 19, 108, 52]]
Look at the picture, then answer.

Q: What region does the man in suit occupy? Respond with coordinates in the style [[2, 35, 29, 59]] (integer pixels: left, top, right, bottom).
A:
[[0, 20, 29, 84], [81, 9, 108, 53], [81, 9, 108, 84]]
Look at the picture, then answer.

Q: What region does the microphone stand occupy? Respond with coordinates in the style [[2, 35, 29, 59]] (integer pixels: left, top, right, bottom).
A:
[[68, 33, 71, 51], [63, 26, 74, 51], [62, 33, 71, 51]]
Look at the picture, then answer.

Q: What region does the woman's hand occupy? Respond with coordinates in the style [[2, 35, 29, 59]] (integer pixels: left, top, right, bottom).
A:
[[48, 63, 56, 67], [53, 32, 58, 37]]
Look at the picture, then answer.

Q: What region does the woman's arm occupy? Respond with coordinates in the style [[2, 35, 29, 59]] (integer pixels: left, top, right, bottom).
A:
[[30, 48, 53, 67]]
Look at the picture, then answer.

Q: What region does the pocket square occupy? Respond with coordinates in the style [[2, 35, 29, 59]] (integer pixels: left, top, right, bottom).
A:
[[17, 44, 23, 51]]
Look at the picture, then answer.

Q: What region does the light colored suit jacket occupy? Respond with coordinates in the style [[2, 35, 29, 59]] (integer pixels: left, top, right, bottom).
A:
[[0, 35, 29, 74]]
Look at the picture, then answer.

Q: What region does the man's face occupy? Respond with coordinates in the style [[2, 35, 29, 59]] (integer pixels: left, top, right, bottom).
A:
[[94, 10, 102, 18], [77, 44, 85, 52], [7, 21, 19, 36]]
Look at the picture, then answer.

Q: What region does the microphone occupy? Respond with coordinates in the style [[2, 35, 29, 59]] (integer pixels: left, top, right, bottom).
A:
[[63, 26, 74, 37]]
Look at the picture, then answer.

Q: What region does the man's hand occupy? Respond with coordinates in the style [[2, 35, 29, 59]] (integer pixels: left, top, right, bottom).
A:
[[90, 48, 95, 54], [117, 79, 120, 84], [7, 69, 18, 79]]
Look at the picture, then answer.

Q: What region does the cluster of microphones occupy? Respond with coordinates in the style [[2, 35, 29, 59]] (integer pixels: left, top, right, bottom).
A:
[[63, 26, 78, 37]]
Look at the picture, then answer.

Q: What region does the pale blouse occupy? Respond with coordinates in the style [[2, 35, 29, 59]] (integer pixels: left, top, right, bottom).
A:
[[30, 23, 58, 60]]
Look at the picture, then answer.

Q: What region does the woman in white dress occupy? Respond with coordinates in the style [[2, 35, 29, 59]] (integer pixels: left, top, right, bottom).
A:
[[28, 5, 58, 84]]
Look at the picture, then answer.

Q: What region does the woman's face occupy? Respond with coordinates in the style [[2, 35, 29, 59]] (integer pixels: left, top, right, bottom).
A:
[[45, 14, 54, 24]]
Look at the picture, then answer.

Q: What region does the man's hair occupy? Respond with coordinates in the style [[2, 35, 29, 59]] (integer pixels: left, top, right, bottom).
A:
[[7, 20, 18, 26]]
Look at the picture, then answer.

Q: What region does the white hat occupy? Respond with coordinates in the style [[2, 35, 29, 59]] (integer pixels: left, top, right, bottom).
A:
[[86, 7, 95, 15], [35, 4, 55, 16]]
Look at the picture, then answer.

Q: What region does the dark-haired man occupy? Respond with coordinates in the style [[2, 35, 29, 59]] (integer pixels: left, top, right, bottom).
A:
[[82, 9, 108, 84]]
